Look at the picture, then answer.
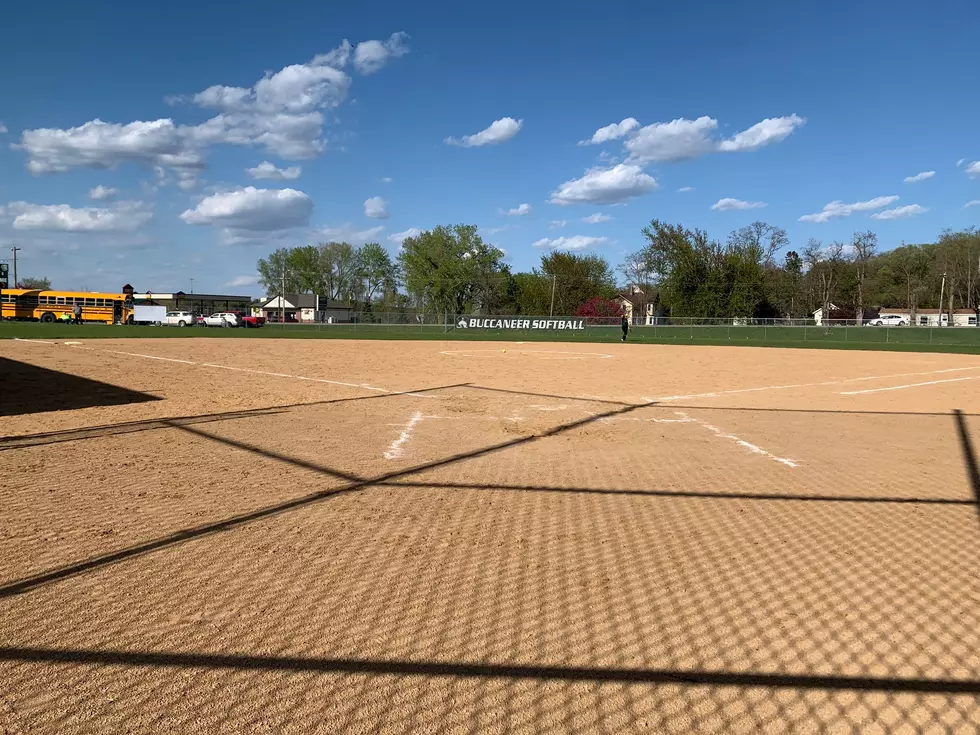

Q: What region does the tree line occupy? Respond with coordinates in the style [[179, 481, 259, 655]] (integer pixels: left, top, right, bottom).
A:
[[256, 222, 980, 322], [256, 225, 619, 319]]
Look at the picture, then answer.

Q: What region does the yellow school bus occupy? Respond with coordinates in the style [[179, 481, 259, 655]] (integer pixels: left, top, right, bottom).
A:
[[0, 289, 134, 324]]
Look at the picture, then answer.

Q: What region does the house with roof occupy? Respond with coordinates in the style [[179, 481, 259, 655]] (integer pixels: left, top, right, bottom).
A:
[[615, 286, 658, 325], [259, 293, 354, 323]]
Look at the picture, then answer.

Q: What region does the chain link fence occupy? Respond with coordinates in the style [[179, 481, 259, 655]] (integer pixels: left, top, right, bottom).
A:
[[248, 312, 980, 348]]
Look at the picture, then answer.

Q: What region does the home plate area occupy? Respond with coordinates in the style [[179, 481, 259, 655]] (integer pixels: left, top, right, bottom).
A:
[[378, 392, 802, 477]]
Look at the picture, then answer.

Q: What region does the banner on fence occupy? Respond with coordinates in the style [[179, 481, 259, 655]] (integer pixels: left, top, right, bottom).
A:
[[456, 316, 586, 331]]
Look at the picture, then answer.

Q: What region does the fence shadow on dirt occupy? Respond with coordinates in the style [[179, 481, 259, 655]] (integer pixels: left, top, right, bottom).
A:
[[0, 356, 162, 417], [1, 387, 978, 733]]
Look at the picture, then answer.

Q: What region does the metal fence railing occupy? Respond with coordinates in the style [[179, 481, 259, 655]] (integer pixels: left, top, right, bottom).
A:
[[243, 312, 980, 348]]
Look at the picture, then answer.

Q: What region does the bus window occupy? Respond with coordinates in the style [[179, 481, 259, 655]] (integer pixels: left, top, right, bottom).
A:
[[56, 296, 65, 305], [85, 298, 96, 306]]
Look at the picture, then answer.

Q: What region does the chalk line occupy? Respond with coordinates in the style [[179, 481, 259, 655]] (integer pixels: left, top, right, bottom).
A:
[[644, 366, 980, 403], [384, 411, 425, 459], [14, 339, 439, 399], [840, 375, 980, 395], [677, 412, 799, 467]]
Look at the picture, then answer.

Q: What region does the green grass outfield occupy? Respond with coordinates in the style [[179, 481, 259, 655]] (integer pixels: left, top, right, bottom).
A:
[[5, 321, 980, 354]]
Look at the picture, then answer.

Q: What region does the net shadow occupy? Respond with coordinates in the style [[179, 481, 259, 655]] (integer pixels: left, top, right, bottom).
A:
[[0, 400, 646, 597]]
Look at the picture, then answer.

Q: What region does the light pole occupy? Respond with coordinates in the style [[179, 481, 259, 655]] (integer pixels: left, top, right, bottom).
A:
[[190, 278, 194, 294], [10, 247, 21, 288]]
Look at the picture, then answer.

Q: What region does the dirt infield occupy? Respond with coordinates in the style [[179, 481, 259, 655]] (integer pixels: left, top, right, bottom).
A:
[[2, 338, 979, 734]]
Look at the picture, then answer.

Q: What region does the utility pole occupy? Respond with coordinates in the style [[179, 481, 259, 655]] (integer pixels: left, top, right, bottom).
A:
[[190, 278, 194, 294], [10, 247, 21, 288], [549, 275, 557, 318], [938, 272, 946, 327], [280, 267, 286, 324]]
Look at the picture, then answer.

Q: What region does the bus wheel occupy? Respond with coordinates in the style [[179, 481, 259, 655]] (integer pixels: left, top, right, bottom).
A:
[[127, 315, 135, 325], [40, 312, 55, 323]]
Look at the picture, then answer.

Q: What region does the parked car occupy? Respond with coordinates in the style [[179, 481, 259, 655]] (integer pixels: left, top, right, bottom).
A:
[[866, 315, 909, 327], [202, 312, 242, 328], [163, 310, 197, 327], [228, 311, 266, 328]]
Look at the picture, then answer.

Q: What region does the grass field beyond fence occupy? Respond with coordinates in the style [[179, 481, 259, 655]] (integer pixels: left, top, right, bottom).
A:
[[5, 320, 980, 354]]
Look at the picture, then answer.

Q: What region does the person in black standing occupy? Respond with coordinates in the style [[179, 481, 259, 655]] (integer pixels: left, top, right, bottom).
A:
[[621, 312, 630, 342], [72, 302, 83, 325]]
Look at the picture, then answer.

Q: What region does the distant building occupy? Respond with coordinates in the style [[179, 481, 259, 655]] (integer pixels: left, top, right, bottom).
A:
[[616, 287, 657, 325], [132, 291, 252, 314], [259, 293, 354, 323]]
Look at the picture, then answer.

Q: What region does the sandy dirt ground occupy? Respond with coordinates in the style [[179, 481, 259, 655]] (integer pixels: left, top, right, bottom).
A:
[[1, 337, 979, 734]]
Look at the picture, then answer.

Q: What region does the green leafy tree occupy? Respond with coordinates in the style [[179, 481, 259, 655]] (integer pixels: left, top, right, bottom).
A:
[[18, 276, 51, 290], [398, 225, 508, 318], [535, 251, 617, 316], [358, 242, 400, 306], [257, 248, 302, 295], [317, 242, 362, 302]]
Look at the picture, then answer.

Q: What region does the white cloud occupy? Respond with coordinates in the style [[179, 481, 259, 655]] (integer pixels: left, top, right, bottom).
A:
[[247, 161, 302, 180], [623, 113, 804, 163], [549, 220, 567, 229], [388, 227, 421, 246], [625, 116, 718, 163], [505, 203, 532, 216], [89, 185, 117, 201], [711, 197, 767, 211], [583, 212, 612, 223], [966, 200, 980, 208], [957, 158, 967, 167], [904, 171, 935, 183], [871, 204, 928, 220], [579, 118, 639, 146], [227, 274, 260, 287], [19, 35, 408, 178], [364, 196, 389, 219], [966, 161, 980, 177], [353, 32, 409, 75], [549, 163, 658, 205], [4, 200, 152, 232], [20, 118, 205, 175], [799, 196, 900, 223], [532, 235, 609, 251], [180, 187, 313, 242], [319, 223, 385, 245], [677, 186, 694, 193], [381, 177, 393, 183], [717, 114, 806, 153], [0, 122, 7, 135], [445, 117, 522, 147]]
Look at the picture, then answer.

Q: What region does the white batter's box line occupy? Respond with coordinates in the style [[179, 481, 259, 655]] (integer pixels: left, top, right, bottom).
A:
[[675, 412, 800, 468], [384, 411, 426, 460], [643, 365, 980, 403]]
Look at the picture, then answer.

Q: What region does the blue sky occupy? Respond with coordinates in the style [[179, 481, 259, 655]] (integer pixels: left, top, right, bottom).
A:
[[1, 0, 978, 296]]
